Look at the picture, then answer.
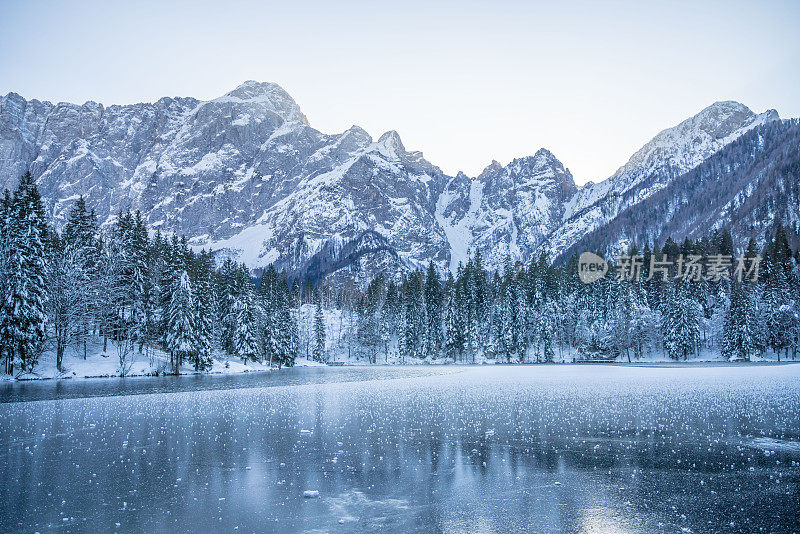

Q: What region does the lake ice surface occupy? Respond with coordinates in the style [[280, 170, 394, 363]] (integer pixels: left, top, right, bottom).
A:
[[2, 364, 799, 533]]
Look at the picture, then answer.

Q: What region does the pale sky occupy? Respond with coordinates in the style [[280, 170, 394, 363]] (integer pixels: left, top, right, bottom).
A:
[[1, 0, 798, 184]]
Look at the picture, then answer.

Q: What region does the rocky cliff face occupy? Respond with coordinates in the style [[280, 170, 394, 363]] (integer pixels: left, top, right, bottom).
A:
[[0, 82, 786, 279], [436, 150, 577, 271], [1, 82, 453, 278], [542, 101, 780, 260], [558, 119, 800, 260]]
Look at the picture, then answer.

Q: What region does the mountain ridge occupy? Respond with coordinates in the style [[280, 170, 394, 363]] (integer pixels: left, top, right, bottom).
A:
[[0, 81, 789, 279]]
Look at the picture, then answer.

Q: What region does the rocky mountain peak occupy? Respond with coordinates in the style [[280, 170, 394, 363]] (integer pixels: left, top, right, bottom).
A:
[[478, 160, 504, 179], [214, 80, 309, 125], [377, 130, 405, 151], [512, 148, 562, 171], [374, 131, 406, 160], [617, 100, 780, 178]]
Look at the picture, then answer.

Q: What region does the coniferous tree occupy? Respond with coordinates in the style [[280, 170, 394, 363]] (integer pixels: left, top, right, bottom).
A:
[[380, 281, 399, 360], [723, 281, 759, 361], [499, 267, 519, 362], [0, 174, 49, 373], [62, 197, 101, 359], [313, 300, 326, 362], [423, 262, 443, 358], [272, 281, 297, 368], [613, 281, 634, 362], [259, 265, 281, 364], [165, 270, 195, 373], [357, 276, 383, 362], [0, 190, 12, 373], [46, 233, 88, 372], [662, 282, 700, 360], [443, 271, 462, 362], [232, 288, 261, 363], [400, 272, 425, 361], [191, 252, 215, 370]]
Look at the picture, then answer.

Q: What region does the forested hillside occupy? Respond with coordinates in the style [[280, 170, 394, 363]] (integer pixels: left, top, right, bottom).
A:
[[2, 173, 799, 377]]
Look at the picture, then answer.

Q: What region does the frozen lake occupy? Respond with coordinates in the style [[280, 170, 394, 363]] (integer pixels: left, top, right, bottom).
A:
[[2, 364, 799, 533]]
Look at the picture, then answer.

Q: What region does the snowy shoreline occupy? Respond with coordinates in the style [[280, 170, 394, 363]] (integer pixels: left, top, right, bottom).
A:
[[4, 351, 797, 382]]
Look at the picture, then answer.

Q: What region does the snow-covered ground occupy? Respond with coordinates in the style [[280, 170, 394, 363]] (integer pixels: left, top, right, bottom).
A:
[[4, 338, 325, 381], [4, 319, 795, 381]]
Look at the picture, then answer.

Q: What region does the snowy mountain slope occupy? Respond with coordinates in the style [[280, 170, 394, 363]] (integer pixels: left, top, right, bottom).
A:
[[210, 128, 451, 275], [560, 119, 800, 259], [436, 150, 577, 271], [1, 82, 450, 279], [1, 82, 789, 279], [543, 101, 780, 259]]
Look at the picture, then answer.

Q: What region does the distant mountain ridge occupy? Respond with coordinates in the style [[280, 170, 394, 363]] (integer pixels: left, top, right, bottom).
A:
[[560, 119, 800, 260], [540, 101, 781, 260], [0, 82, 791, 279]]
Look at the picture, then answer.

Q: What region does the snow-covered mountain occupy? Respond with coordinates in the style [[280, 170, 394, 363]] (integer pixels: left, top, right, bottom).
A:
[[1, 82, 452, 278], [562, 118, 800, 259], [541, 101, 780, 259], [0, 82, 788, 278], [436, 150, 576, 271]]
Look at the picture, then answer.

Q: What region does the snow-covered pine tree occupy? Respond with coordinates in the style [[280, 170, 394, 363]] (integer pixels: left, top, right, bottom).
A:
[[629, 287, 658, 360], [540, 299, 558, 363], [273, 285, 297, 368], [0, 189, 13, 373], [443, 271, 460, 362], [499, 266, 518, 362], [216, 259, 248, 355], [129, 212, 151, 350], [401, 272, 425, 361], [463, 261, 479, 362], [165, 270, 196, 373], [612, 280, 633, 361], [380, 281, 399, 361], [664, 282, 701, 360], [484, 271, 502, 360], [723, 281, 759, 361], [258, 265, 280, 365], [289, 302, 300, 363], [46, 233, 89, 372], [760, 228, 796, 360], [423, 261, 443, 358], [232, 288, 261, 363], [99, 210, 145, 367], [62, 196, 101, 359], [357, 276, 383, 362], [191, 252, 215, 370], [660, 283, 677, 359], [0, 173, 49, 373], [313, 299, 326, 362]]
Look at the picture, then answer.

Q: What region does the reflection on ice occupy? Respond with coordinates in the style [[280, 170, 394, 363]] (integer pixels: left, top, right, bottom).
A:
[[1, 364, 799, 533], [324, 490, 411, 528], [745, 437, 800, 454]]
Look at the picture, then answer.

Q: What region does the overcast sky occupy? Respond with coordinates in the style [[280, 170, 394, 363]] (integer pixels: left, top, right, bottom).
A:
[[2, 0, 798, 183]]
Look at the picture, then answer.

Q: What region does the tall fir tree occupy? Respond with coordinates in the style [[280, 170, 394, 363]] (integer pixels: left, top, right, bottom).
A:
[[0, 173, 49, 373], [232, 288, 261, 363], [62, 196, 100, 359], [723, 281, 760, 361], [313, 300, 326, 362], [423, 261, 443, 358], [165, 270, 196, 373], [191, 252, 216, 370]]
